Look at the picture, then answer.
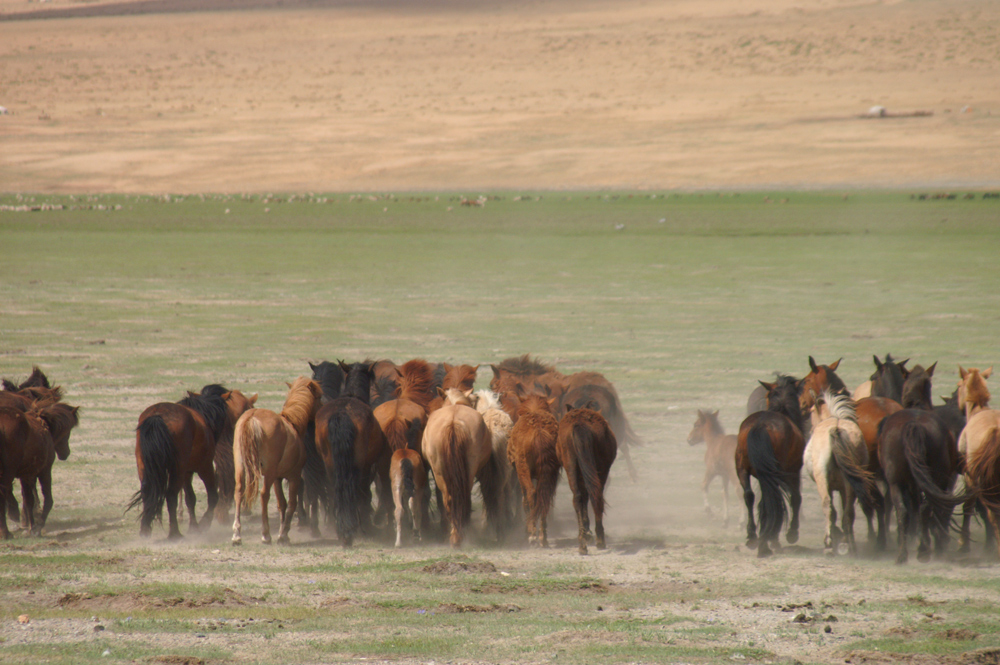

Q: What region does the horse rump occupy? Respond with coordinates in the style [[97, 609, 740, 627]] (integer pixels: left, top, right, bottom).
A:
[[129, 415, 175, 535], [829, 426, 881, 515], [745, 422, 790, 549]]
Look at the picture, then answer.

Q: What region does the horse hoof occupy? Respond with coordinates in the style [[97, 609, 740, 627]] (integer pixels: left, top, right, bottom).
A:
[[597, 539, 607, 550], [786, 530, 799, 545], [261, 537, 272, 545], [757, 545, 773, 558], [168, 532, 183, 541], [917, 550, 931, 563], [578, 546, 589, 556], [836, 542, 851, 557], [745, 537, 758, 549], [895, 552, 908, 565], [231, 538, 242, 546], [277, 536, 290, 545]]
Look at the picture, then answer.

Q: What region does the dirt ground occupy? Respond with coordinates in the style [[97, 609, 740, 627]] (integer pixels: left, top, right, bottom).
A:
[[1, 0, 999, 193]]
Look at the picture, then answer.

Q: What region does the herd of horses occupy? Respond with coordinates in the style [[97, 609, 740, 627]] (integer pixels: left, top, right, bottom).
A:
[[5, 352, 1000, 564], [121, 355, 635, 554], [689, 354, 1000, 563]]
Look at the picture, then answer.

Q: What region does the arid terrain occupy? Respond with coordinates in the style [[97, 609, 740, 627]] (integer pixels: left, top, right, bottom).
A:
[[1, 0, 999, 193]]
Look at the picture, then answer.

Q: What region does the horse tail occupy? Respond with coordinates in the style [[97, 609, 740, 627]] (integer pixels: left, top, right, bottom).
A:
[[383, 416, 410, 453], [326, 409, 362, 546], [233, 415, 263, 510], [829, 426, 879, 514], [213, 436, 236, 511], [128, 416, 174, 526], [965, 427, 1000, 515], [746, 422, 789, 543], [572, 420, 607, 521], [441, 420, 472, 538], [900, 420, 965, 518]]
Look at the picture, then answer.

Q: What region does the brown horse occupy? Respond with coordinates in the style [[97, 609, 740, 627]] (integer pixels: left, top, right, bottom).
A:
[[736, 375, 806, 558], [799, 356, 846, 413], [557, 405, 617, 555], [687, 409, 739, 524], [390, 448, 426, 548], [373, 359, 435, 453], [231, 377, 323, 546], [507, 392, 561, 547], [0, 402, 79, 538], [854, 395, 903, 548], [957, 366, 992, 419], [129, 386, 255, 539], [199, 384, 259, 525], [314, 361, 392, 547], [561, 383, 638, 482], [878, 408, 962, 563], [421, 398, 504, 547]]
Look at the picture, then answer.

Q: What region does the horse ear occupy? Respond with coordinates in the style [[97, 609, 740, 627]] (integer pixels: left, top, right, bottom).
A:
[[926, 361, 937, 377], [309, 362, 318, 372], [712, 410, 720, 418], [443, 363, 454, 372], [565, 403, 575, 414], [437, 387, 447, 399], [808, 356, 819, 373], [984, 367, 994, 379], [338, 359, 350, 373], [759, 380, 775, 392], [250, 393, 259, 404], [959, 365, 967, 380], [490, 364, 501, 380], [286, 382, 293, 389], [873, 355, 883, 369], [829, 358, 842, 371]]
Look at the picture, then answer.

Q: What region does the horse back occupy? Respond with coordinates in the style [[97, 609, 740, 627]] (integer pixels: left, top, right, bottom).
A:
[[0, 406, 53, 477]]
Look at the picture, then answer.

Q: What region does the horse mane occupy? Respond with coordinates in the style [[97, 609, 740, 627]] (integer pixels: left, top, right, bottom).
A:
[[14, 385, 63, 406], [517, 393, 553, 417], [341, 360, 374, 403], [281, 377, 321, 436], [819, 388, 856, 423], [767, 375, 805, 431], [36, 401, 80, 437], [178, 389, 229, 441], [473, 389, 502, 413], [441, 363, 478, 391], [441, 387, 475, 407], [310, 360, 345, 400], [497, 354, 557, 376], [398, 359, 434, 408]]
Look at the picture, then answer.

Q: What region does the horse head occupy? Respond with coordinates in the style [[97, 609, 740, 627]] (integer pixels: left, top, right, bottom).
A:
[[958, 365, 992, 417], [901, 362, 937, 410]]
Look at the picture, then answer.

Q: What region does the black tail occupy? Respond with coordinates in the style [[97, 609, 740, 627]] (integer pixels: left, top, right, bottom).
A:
[[325, 411, 362, 546], [300, 420, 333, 524], [127, 416, 174, 529], [900, 421, 966, 521], [829, 428, 880, 515], [746, 423, 788, 543]]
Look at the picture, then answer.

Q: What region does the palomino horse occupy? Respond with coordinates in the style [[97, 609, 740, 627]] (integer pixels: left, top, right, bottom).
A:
[[507, 392, 561, 547], [314, 361, 392, 547], [231, 377, 323, 546], [687, 410, 739, 524], [473, 389, 519, 530], [957, 366, 992, 419], [557, 404, 617, 555], [0, 402, 79, 539], [390, 448, 426, 548], [961, 409, 1000, 558], [736, 375, 806, 558], [878, 408, 962, 563], [130, 386, 255, 539], [804, 390, 880, 555], [421, 395, 504, 547]]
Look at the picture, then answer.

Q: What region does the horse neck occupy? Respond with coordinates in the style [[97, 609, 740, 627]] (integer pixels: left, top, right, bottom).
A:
[[280, 389, 316, 436], [874, 366, 904, 402], [701, 417, 725, 445], [342, 374, 371, 404]]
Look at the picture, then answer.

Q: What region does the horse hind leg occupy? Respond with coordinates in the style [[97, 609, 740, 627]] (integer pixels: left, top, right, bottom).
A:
[[34, 470, 54, 536], [260, 481, 273, 544], [183, 475, 199, 533], [277, 478, 299, 545], [786, 474, 802, 545], [166, 485, 183, 540], [199, 465, 219, 531], [740, 471, 758, 549]]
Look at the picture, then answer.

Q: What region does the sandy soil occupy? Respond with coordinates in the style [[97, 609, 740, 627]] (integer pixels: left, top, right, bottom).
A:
[[1, 0, 999, 193]]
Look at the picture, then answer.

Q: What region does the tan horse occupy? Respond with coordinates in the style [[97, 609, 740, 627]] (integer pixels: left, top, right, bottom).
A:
[[390, 448, 426, 548], [421, 399, 503, 547], [957, 366, 992, 419], [803, 390, 879, 555], [232, 377, 323, 546], [507, 392, 561, 547], [961, 409, 1000, 557], [686, 409, 739, 524]]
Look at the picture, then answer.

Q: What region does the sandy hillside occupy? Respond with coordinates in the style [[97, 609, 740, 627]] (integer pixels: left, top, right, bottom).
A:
[[1, 0, 998, 193]]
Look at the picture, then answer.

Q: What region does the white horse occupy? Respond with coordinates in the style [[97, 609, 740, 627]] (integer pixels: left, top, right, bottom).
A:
[[804, 389, 879, 555]]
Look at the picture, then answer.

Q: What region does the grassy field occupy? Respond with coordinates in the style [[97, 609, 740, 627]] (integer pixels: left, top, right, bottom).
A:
[[2, 190, 1000, 664]]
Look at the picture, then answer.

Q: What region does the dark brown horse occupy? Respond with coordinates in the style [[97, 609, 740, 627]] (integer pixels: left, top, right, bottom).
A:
[[900, 362, 937, 410], [878, 408, 962, 563], [507, 392, 561, 547], [870, 354, 909, 403], [560, 383, 638, 482], [314, 360, 392, 547], [199, 384, 259, 525], [129, 386, 254, 539], [736, 375, 806, 558], [0, 402, 79, 538], [557, 405, 617, 555]]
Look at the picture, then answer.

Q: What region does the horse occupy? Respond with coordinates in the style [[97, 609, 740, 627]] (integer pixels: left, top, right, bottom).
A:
[[878, 408, 962, 563], [370, 359, 400, 408], [390, 448, 426, 548], [421, 395, 505, 548], [473, 389, 519, 530], [309, 360, 346, 402], [957, 366, 992, 419], [871, 354, 909, 403], [373, 359, 435, 453], [557, 404, 617, 555], [561, 383, 638, 482], [197, 384, 259, 525], [314, 360, 392, 547], [736, 375, 806, 558], [803, 390, 880, 555], [686, 409, 739, 524], [231, 377, 323, 546], [489, 355, 561, 419], [900, 362, 937, 410], [1, 366, 52, 392], [854, 395, 903, 547], [507, 392, 561, 547], [129, 386, 254, 539], [799, 356, 846, 414], [0, 402, 79, 538], [961, 409, 1000, 558], [426, 363, 479, 413], [954, 366, 993, 554]]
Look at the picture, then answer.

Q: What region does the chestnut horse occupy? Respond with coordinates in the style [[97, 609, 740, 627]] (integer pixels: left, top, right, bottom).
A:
[[314, 361, 392, 547], [557, 405, 617, 555], [231, 377, 323, 546], [736, 375, 806, 558], [961, 409, 1000, 558], [0, 402, 79, 538], [507, 392, 561, 547], [854, 395, 902, 548], [373, 359, 435, 453], [129, 386, 255, 539], [799, 356, 846, 415], [390, 448, 426, 548], [561, 383, 638, 482], [421, 397, 505, 547], [878, 408, 962, 563], [426, 363, 479, 413], [804, 390, 880, 555], [687, 409, 738, 524]]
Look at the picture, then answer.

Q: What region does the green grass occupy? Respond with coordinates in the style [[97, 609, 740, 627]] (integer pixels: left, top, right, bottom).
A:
[[2, 190, 1000, 664]]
